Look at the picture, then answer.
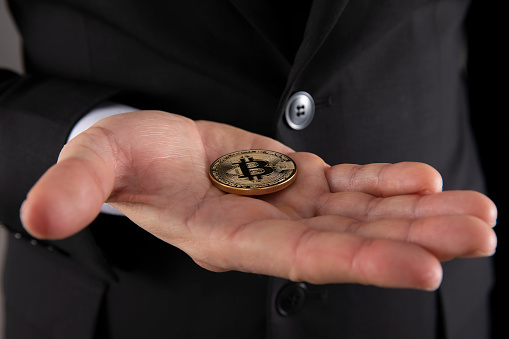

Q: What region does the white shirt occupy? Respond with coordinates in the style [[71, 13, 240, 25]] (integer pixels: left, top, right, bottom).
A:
[[67, 102, 137, 215]]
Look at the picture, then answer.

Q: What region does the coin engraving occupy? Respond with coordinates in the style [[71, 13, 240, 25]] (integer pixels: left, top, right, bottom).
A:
[[209, 150, 297, 195]]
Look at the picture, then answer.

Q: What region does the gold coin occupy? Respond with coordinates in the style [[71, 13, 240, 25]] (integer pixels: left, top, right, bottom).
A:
[[209, 150, 297, 195]]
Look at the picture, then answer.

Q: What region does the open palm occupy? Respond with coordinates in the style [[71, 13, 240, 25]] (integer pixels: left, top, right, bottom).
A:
[[21, 110, 497, 290]]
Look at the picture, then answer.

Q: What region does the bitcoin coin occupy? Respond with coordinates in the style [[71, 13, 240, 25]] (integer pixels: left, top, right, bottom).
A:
[[209, 150, 297, 195]]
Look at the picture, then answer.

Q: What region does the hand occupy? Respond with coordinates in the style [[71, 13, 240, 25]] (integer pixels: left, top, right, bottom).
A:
[[20, 110, 497, 290]]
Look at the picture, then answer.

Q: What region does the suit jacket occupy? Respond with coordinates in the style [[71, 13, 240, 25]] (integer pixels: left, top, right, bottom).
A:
[[0, 0, 501, 338]]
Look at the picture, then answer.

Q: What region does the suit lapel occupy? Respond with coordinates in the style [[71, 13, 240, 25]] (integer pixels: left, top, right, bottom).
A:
[[292, 0, 351, 77], [228, 0, 290, 63], [228, 0, 350, 68]]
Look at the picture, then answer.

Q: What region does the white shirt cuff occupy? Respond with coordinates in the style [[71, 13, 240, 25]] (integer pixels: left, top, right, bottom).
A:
[[68, 102, 136, 141], [68, 102, 137, 216]]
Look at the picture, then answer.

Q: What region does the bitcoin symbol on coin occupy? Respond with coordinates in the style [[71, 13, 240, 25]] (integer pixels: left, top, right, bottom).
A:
[[209, 150, 297, 195], [235, 156, 274, 181]]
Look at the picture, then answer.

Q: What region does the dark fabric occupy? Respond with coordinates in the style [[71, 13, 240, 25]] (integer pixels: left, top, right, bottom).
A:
[[0, 0, 500, 338], [467, 2, 505, 337], [269, 278, 438, 339], [3, 232, 106, 339], [271, 0, 313, 61]]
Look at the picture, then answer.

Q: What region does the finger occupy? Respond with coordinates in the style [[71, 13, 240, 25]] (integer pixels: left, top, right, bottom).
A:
[[317, 190, 498, 226], [325, 162, 443, 197], [286, 229, 442, 289], [301, 215, 497, 260], [190, 220, 443, 289], [20, 128, 116, 239]]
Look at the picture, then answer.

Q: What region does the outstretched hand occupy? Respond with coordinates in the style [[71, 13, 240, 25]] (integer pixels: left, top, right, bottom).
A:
[[20, 111, 497, 290]]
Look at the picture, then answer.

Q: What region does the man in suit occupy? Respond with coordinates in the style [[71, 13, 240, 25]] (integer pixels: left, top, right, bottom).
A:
[[0, 0, 500, 338]]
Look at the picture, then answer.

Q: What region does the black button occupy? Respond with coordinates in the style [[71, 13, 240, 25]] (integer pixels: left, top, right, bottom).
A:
[[276, 283, 308, 316]]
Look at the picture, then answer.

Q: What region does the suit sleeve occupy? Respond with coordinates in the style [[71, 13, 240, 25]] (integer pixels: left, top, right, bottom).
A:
[[0, 69, 118, 234]]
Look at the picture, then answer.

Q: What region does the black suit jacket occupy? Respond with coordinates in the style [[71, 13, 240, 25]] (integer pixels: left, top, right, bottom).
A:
[[0, 0, 501, 338]]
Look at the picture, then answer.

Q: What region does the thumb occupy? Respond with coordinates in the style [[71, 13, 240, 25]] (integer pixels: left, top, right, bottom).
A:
[[20, 129, 116, 239]]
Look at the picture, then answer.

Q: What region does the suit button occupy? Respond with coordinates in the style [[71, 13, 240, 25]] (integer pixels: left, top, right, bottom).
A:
[[285, 91, 315, 130], [276, 283, 308, 316]]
